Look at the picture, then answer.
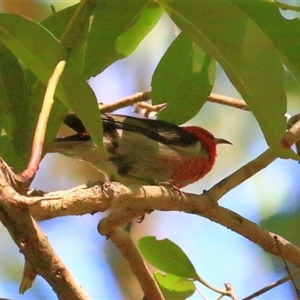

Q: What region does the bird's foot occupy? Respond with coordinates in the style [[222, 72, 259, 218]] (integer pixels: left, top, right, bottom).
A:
[[157, 181, 182, 196]]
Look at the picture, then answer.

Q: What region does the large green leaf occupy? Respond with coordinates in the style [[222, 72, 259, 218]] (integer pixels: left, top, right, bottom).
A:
[[83, 1, 163, 78], [0, 14, 62, 83], [152, 32, 215, 125], [60, 66, 103, 149], [41, 3, 88, 72], [158, 0, 295, 159], [0, 44, 31, 170], [233, 2, 300, 85], [0, 135, 28, 172], [0, 44, 29, 137], [41, 4, 79, 39], [42, 5, 103, 151], [0, 13, 104, 156], [138, 237, 198, 279]]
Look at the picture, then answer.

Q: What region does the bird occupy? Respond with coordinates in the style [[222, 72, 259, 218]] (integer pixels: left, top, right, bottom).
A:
[[48, 114, 231, 188]]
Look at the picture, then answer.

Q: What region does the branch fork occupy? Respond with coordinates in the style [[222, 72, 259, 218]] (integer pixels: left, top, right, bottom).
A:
[[2, 90, 300, 299]]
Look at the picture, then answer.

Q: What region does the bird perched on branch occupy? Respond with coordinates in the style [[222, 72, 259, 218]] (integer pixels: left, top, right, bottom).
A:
[[49, 114, 231, 188]]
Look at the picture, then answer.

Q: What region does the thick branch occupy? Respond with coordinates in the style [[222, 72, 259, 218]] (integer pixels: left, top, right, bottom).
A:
[[207, 149, 276, 201], [99, 212, 164, 300], [26, 184, 300, 268], [3, 102, 300, 298], [0, 159, 91, 300]]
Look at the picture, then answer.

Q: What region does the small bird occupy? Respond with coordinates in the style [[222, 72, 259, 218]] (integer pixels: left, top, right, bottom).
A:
[[48, 114, 231, 188]]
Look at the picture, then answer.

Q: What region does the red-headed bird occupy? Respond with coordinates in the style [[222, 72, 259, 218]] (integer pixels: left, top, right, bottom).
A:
[[49, 114, 231, 188]]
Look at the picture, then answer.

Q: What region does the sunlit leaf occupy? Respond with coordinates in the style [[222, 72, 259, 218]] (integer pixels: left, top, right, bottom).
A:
[[233, 2, 300, 88], [138, 236, 198, 279], [155, 273, 195, 300], [83, 1, 162, 78]]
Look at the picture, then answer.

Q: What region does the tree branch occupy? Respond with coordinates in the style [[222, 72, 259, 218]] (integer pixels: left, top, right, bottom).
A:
[[242, 268, 300, 300], [98, 91, 248, 114], [208, 93, 248, 110], [99, 211, 164, 300], [3, 92, 300, 297], [0, 159, 91, 300], [24, 183, 300, 269], [99, 91, 152, 113]]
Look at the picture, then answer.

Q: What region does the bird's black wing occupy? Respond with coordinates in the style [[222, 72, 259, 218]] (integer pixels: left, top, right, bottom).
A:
[[102, 114, 199, 147], [64, 114, 87, 133], [63, 114, 199, 147]]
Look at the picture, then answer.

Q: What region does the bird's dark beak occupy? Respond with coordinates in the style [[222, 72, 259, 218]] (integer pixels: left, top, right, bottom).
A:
[[215, 138, 232, 145]]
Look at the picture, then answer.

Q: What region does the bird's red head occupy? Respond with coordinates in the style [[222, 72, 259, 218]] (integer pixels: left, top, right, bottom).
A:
[[183, 126, 225, 158], [184, 126, 218, 169], [168, 126, 231, 188]]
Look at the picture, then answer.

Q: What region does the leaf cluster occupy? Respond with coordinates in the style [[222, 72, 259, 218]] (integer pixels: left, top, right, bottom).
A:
[[0, 1, 300, 172]]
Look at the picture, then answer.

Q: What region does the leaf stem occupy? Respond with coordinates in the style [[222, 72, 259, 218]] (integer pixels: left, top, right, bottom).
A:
[[18, 60, 66, 184]]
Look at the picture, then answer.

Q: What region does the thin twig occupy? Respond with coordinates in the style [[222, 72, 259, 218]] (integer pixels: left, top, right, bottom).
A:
[[17, 61, 66, 185], [208, 93, 248, 110], [99, 91, 152, 113], [242, 268, 300, 300], [208, 117, 300, 202], [207, 149, 276, 202], [195, 274, 231, 298], [274, 236, 300, 297], [134, 101, 167, 118], [224, 283, 238, 300], [99, 91, 248, 114]]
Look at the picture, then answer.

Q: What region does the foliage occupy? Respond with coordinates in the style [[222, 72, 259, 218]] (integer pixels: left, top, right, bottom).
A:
[[0, 0, 299, 172], [0, 0, 300, 299]]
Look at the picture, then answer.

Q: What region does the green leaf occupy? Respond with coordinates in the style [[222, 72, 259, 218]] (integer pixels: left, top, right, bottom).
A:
[[152, 32, 215, 125], [0, 13, 62, 84], [138, 236, 198, 279], [0, 13, 104, 155], [0, 43, 29, 136], [155, 273, 195, 300], [60, 66, 104, 150], [0, 135, 28, 172], [41, 3, 88, 72], [83, 1, 163, 78], [233, 2, 300, 86], [262, 210, 300, 251], [28, 81, 68, 154], [41, 5, 104, 151], [0, 44, 31, 170], [41, 4, 79, 39], [158, 0, 295, 159]]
